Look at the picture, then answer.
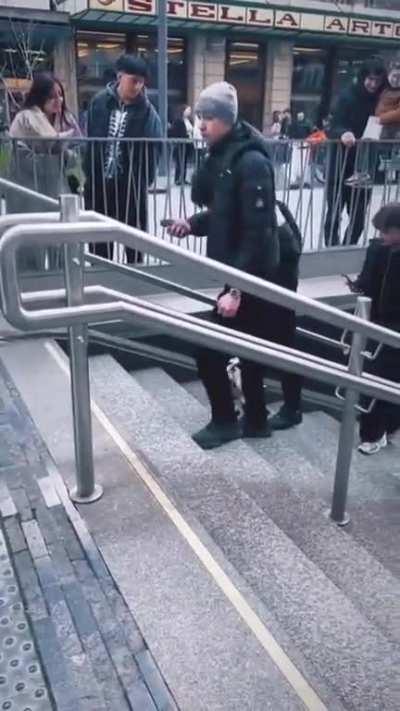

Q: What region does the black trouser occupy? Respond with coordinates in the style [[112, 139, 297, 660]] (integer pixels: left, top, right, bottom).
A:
[[174, 145, 193, 184], [196, 294, 302, 427], [89, 180, 146, 263], [324, 179, 371, 246], [359, 344, 400, 442], [268, 307, 302, 412], [324, 144, 372, 247]]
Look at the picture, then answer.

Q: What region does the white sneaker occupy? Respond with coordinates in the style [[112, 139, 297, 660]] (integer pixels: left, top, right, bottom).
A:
[[345, 172, 373, 188], [358, 433, 387, 455]]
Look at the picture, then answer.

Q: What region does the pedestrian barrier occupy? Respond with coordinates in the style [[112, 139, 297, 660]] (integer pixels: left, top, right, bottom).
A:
[[0, 193, 399, 526], [1, 136, 399, 274]]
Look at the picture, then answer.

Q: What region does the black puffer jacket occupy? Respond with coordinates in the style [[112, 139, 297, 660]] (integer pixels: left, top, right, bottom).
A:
[[189, 122, 279, 278], [328, 69, 384, 179], [354, 240, 400, 331]]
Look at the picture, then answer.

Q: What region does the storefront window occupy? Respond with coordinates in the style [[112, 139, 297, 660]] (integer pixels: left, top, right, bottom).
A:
[[332, 47, 397, 100], [225, 41, 265, 129], [76, 32, 186, 120], [291, 47, 329, 127], [331, 48, 373, 98], [128, 34, 186, 121], [0, 22, 53, 126], [76, 32, 126, 109]]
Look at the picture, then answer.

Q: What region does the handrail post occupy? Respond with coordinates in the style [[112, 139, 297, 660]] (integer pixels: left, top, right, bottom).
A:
[[61, 194, 103, 504], [330, 296, 372, 525]]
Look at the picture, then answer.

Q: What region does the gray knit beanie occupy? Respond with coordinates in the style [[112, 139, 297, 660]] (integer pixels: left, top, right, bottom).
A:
[[195, 82, 238, 125]]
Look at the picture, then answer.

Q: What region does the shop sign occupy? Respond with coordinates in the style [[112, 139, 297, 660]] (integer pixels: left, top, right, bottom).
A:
[[89, 0, 400, 40]]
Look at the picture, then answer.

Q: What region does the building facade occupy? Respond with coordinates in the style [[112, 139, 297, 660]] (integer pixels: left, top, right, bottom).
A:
[[0, 1, 76, 123], [40, 1, 400, 129]]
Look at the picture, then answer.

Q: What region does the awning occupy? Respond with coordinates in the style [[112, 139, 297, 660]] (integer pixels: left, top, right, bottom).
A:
[[71, 1, 400, 46]]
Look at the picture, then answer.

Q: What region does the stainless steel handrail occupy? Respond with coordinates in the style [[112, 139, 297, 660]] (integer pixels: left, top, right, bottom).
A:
[[2, 216, 400, 351], [0, 176, 368, 351], [1, 196, 399, 526]]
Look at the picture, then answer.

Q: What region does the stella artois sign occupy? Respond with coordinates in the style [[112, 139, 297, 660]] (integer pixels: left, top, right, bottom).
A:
[[89, 0, 400, 39]]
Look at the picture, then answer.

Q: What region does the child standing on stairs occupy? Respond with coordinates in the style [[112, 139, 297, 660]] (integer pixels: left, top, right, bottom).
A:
[[345, 203, 400, 454]]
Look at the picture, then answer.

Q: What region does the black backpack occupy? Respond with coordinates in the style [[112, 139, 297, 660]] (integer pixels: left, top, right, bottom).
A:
[[275, 199, 302, 291], [220, 137, 303, 291]]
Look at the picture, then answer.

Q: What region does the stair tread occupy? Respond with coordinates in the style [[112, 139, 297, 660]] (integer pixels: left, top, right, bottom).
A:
[[294, 411, 400, 501], [91, 360, 400, 711], [307, 410, 400, 479], [137, 367, 400, 646]]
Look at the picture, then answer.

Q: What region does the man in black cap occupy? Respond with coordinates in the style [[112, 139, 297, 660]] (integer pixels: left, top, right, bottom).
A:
[[85, 54, 162, 262]]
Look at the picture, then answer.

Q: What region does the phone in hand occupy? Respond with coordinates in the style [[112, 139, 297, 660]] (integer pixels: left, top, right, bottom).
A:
[[160, 219, 174, 228], [342, 274, 358, 293]]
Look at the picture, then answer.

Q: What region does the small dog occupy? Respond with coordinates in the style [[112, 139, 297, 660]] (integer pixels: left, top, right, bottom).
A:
[[226, 357, 245, 416]]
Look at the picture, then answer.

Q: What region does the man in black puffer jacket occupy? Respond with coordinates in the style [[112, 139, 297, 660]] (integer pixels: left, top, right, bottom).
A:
[[168, 82, 280, 449], [324, 57, 386, 246]]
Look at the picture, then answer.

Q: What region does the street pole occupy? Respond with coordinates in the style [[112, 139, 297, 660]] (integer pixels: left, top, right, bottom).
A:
[[157, 0, 168, 137], [157, 0, 168, 176]]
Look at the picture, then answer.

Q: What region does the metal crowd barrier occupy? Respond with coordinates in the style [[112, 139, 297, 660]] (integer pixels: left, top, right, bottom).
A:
[[1, 135, 400, 274], [0, 194, 400, 527]]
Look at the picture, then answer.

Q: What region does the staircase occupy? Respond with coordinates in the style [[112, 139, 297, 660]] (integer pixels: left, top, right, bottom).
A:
[[87, 355, 400, 711], [1, 334, 399, 709]]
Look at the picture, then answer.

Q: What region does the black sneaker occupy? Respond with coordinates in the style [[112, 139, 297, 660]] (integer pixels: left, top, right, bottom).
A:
[[240, 417, 272, 439], [192, 421, 241, 450], [270, 406, 302, 431]]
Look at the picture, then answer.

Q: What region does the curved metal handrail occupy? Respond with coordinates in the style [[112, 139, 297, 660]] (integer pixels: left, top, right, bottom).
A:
[[2, 216, 400, 352], [1, 200, 399, 524]]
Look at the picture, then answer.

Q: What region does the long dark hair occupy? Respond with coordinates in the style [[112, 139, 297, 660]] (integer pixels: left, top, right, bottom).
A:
[[23, 73, 74, 128], [53, 77, 74, 129], [23, 73, 56, 112]]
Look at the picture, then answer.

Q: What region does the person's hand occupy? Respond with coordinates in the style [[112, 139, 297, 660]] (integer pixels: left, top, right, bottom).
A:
[[217, 291, 241, 318], [342, 274, 360, 293], [167, 219, 191, 238], [341, 131, 356, 147]]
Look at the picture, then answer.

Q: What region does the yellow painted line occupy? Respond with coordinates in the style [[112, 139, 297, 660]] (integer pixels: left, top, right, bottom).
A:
[[45, 340, 328, 711]]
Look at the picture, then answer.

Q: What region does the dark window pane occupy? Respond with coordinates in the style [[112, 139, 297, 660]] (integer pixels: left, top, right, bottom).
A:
[[225, 42, 265, 129], [291, 47, 329, 127], [130, 34, 187, 120], [76, 32, 126, 107]]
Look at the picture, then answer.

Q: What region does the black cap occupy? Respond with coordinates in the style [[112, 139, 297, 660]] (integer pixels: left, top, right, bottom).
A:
[[373, 203, 400, 232], [116, 54, 148, 79]]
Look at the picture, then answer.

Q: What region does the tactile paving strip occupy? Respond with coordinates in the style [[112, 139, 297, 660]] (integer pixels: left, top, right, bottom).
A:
[[0, 530, 52, 711]]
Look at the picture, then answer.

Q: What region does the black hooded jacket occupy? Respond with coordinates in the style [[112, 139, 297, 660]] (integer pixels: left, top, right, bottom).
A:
[[84, 83, 162, 208], [327, 69, 384, 179], [329, 82, 380, 141], [189, 122, 279, 279], [354, 240, 400, 331]]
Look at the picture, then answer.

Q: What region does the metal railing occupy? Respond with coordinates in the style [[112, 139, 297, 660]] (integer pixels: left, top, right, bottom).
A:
[[1, 135, 400, 272], [1, 193, 400, 526]]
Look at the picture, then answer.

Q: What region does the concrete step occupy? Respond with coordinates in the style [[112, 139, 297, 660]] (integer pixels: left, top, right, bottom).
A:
[[187, 376, 400, 575], [117, 364, 400, 710], [291, 410, 400, 504], [291, 411, 400, 579], [0, 339, 307, 711], [138, 368, 400, 648], [306, 410, 400, 481]]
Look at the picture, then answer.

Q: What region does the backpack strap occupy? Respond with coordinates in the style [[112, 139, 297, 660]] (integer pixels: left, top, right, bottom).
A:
[[276, 199, 303, 253]]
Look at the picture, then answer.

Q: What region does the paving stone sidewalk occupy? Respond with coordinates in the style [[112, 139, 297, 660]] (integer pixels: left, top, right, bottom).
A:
[[0, 358, 178, 711]]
